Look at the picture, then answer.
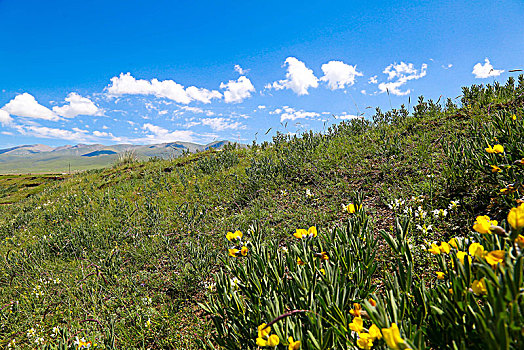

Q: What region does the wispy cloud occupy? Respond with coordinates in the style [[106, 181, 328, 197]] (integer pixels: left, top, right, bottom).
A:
[[378, 62, 427, 96]]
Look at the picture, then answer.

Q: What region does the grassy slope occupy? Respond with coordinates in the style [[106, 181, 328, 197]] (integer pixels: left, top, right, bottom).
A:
[[0, 174, 69, 204], [0, 77, 522, 348]]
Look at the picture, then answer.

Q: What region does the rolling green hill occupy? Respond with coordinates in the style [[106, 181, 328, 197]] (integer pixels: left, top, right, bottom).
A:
[[0, 77, 523, 349], [0, 140, 233, 174]]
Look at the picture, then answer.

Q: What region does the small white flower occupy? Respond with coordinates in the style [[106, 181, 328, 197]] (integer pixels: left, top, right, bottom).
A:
[[448, 200, 460, 210], [305, 189, 313, 198], [27, 328, 36, 338]]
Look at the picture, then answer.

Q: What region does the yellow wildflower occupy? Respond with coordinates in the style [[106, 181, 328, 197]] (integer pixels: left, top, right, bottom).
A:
[[357, 333, 374, 349], [228, 248, 240, 257], [256, 324, 279, 347], [368, 298, 377, 307], [491, 165, 502, 173], [293, 229, 308, 239], [319, 251, 329, 260], [349, 316, 364, 333], [226, 230, 242, 241], [349, 303, 362, 316], [512, 114, 517, 121], [448, 238, 458, 249], [241, 246, 249, 256], [428, 243, 441, 255], [485, 250, 505, 267], [343, 203, 361, 213], [473, 215, 498, 234], [439, 241, 451, 254], [297, 257, 306, 266], [319, 268, 326, 275], [435, 271, 445, 280], [471, 278, 487, 295], [382, 323, 409, 350], [508, 204, 524, 231], [293, 226, 317, 239], [468, 242, 486, 258], [258, 324, 271, 338], [456, 251, 472, 265], [485, 144, 504, 154], [268, 335, 279, 347], [288, 336, 301, 350], [369, 324, 382, 340]]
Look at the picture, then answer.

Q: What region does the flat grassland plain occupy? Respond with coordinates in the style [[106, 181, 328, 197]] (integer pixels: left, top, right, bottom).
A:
[[0, 77, 523, 349]]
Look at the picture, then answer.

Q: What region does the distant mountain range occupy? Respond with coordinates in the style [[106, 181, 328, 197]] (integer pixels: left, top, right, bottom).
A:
[[0, 140, 232, 174]]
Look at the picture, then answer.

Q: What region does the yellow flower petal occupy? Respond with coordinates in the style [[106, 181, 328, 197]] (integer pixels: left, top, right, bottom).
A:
[[456, 251, 472, 265], [258, 324, 271, 338], [349, 316, 364, 333], [485, 250, 505, 267], [471, 278, 487, 295], [256, 337, 268, 346], [228, 248, 240, 257], [288, 336, 301, 350], [468, 243, 485, 258], [349, 303, 362, 316], [241, 246, 248, 256], [381, 323, 407, 350], [473, 215, 498, 234], [493, 144, 504, 153], [293, 229, 307, 239], [308, 226, 318, 237], [448, 238, 458, 249], [428, 243, 441, 255], [508, 204, 524, 231], [439, 241, 451, 254], [268, 334, 280, 347], [435, 271, 445, 280], [369, 324, 382, 340]]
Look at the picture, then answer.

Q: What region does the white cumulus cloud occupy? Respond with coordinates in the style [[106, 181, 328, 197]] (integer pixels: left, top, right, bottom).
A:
[[378, 62, 427, 96], [52, 93, 103, 118], [220, 76, 255, 103], [2, 93, 59, 121], [0, 110, 13, 126], [472, 58, 504, 78], [267, 57, 319, 95], [320, 61, 362, 90], [106, 73, 222, 104]]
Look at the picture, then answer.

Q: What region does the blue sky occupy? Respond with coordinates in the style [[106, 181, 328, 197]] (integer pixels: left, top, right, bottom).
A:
[[0, 0, 522, 147]]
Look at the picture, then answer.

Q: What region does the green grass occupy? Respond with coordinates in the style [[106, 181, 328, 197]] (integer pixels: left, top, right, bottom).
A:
[[0, 174, 69, 204], [0, 76, 522, 349]]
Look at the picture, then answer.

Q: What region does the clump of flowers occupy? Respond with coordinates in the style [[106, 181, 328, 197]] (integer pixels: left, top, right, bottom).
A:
[[256, 324, 279, 347], [293, 226, 317, 239], [485, 144, 504, 154], [226, 230, 249, 257]]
